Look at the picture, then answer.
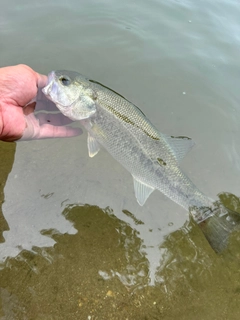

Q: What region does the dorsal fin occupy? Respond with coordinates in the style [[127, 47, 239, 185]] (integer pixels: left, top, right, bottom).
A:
[[163, 134, 195, 162]]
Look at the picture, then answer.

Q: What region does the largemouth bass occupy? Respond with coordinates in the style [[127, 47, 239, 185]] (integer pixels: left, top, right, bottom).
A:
[[43, 70, 240, 252]]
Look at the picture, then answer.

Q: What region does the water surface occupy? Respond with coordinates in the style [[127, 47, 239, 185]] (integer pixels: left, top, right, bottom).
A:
[[1, 0, 240, 319]]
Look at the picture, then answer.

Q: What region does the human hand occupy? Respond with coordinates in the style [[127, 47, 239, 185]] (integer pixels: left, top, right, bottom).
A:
[[0, 64, 82, 142]]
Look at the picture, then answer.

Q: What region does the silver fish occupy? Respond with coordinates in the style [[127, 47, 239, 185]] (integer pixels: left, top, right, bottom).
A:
[[43, 70, 240, 252]]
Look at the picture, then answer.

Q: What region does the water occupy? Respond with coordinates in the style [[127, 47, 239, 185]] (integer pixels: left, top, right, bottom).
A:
[[1, 0, 240, 318]]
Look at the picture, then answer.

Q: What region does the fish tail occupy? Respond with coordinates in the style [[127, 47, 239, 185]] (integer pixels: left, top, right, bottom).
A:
[[191, 202, 240, 253]]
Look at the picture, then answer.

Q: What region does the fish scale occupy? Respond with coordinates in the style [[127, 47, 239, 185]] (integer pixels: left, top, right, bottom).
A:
[[85, 101, 211, 212]]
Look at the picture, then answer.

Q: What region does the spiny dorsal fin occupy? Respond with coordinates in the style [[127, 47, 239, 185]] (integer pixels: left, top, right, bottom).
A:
[[89, 79, 146, 117]]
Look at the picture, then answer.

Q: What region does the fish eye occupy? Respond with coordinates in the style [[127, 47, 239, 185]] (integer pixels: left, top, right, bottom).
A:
[[59, 76, 71, 86]]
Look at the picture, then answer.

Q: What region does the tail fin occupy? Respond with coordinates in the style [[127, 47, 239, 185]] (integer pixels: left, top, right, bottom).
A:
[[191, 202, 240, 253]]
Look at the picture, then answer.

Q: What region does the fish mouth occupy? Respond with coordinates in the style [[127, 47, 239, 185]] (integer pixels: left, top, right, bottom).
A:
[[42, 71, 56, 99]]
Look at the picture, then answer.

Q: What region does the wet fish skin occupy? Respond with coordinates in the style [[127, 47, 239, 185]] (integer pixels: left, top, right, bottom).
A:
[[42, 70, 240, 253], [42, 71, 211, 213]]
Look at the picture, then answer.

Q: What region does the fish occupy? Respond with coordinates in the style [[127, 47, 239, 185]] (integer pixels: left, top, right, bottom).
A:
[[42, 70, 240, 253]]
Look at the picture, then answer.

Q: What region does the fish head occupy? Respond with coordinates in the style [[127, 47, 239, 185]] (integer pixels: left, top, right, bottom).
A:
[[42, 70, 97, 120]]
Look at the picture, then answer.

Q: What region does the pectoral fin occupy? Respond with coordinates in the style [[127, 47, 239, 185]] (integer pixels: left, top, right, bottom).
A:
[[133, 176, 155, 206], [87, 133, 100, 157]]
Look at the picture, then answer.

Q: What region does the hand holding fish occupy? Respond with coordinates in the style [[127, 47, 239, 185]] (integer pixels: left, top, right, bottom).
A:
[[0, 64, 82, 142]]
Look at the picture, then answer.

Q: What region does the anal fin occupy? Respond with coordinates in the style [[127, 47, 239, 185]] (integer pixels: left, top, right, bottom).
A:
[[132, 176, 154, 206]]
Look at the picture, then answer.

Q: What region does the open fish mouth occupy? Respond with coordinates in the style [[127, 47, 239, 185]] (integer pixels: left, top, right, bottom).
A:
[[42, 71, 56, 100]]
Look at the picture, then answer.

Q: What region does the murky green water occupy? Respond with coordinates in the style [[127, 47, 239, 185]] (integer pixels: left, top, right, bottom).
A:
[[1, 0, 240, 319]]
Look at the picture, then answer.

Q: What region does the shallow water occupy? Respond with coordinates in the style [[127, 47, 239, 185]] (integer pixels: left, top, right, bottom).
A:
[[1, 0, 240, 319]]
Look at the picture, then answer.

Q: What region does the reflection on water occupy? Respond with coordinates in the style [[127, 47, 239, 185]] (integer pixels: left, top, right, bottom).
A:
[[1, 197, 240, 319]]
